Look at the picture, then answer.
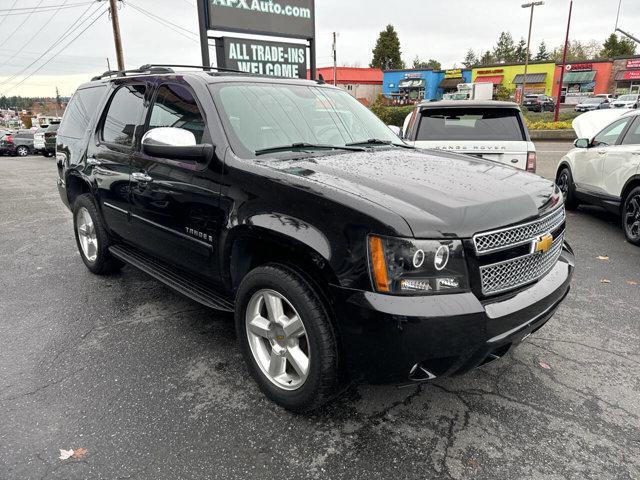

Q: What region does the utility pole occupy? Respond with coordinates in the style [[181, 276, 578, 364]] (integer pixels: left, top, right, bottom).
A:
[[108, 0, 124, 70], [554, 0, 573, 122], [332, 32, 337, 86], [521, 1, 544, 104], [106, 57, 111, 71]]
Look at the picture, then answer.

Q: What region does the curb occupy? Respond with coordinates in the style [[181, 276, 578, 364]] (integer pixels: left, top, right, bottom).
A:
[[530, 129, 576, 141]]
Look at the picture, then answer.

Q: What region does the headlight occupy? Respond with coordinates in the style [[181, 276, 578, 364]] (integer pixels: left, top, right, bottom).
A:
[[368, 235, 469, 295]]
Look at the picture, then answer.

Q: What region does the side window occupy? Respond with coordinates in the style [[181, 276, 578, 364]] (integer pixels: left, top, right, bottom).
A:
[[148, 84, 205, 143], [621, 117, 640, 146], [102, 84, 147, 147], [59, 85, 107, 139], [593, 118, 631, 147]]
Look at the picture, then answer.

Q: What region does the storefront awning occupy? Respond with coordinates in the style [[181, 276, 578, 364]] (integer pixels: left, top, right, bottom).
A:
[[563, 71, 596, 84], [475, 75, 503, 84], [615, 70, 640, 81], [438, 77, 463, 89], [512, 73, 547, 84]]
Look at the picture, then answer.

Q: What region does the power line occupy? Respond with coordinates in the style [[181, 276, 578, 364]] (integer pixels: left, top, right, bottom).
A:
[[1, 7, 109, 95], [0, 0, 71, 68], [126, 2, 199, 43], [0, 2, 96, 15], [0, 0, 46, 50], [0, 3, 103, 87], [0, 0, 18, 29]]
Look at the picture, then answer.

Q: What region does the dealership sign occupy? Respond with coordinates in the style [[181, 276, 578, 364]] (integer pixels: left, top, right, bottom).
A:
[[208, 0, 315, 39], [217, 37, 306, 78]]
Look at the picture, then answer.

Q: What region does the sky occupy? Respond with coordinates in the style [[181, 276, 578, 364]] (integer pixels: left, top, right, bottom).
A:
[[0, 0, 638, 97]]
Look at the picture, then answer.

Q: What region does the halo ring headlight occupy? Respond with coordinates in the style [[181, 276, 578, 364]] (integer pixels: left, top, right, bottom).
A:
[[434, 245, 450, 271], [412, 249, 425, 268]]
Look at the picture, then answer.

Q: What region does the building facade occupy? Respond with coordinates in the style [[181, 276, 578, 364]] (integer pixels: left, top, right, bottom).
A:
[[313, 67, 382, 105], [552, 60, 613, 103], [612, 57, 640, 96], [382, 68, 472, 103], [472, 62, 556, 96]]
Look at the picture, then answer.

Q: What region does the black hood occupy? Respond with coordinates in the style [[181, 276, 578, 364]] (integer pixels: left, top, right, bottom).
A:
[[264, 148, 559, 238]]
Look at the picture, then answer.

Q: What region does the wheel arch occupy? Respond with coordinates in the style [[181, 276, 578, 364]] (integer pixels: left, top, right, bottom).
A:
[[555, 159, 573, 181], [621, 175, 640, 207], [65, 171, 93, 208]]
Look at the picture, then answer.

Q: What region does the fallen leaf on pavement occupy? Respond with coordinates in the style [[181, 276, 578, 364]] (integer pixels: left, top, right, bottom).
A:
[[600, 278, 611, 284], [596, 255, 609, 261], [59, 449, 74, 460], [627, 281, 638, 286], [539, 362, 551, 370], [72, 448, 87, 459]]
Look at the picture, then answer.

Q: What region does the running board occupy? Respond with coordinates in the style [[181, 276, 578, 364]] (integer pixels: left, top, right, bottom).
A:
[[109, 244, 234, 312]]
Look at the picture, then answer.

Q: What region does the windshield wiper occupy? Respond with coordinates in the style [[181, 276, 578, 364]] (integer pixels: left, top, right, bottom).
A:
[[345, 138, 414, 149], [255, 142, 365, 156]]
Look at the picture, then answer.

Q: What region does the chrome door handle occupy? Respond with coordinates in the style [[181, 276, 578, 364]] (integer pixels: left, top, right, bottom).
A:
[[86, 156, 103, 166], [132, 172, 152, 183]]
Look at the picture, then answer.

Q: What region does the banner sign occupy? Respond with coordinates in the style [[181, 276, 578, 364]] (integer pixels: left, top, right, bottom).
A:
[[566, 63, 593, 72], [627, 59, 640, 70], [621, 70, 640, 81], [218, 37, 307, 78], [208, 0, 315, 39], [444, 69, 462, 79]]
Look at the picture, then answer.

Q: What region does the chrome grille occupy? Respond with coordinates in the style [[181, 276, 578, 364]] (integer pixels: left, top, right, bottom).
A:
[[480, 234, 564, 296], [473, 207, 566, 255]]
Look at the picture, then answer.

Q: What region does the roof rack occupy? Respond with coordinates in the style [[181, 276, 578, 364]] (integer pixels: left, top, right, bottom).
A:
[[91, 65, 175, 81]]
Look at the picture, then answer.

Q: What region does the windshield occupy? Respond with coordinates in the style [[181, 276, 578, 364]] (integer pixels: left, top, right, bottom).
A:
[[584, 98, 603, 104], [210, 82, 403, 157], [415, 108, 526, 141], [618, 95, 638, 102]]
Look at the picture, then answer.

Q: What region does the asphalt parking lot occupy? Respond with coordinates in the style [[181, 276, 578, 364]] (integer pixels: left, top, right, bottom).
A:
[[1, 144, 638, 480]]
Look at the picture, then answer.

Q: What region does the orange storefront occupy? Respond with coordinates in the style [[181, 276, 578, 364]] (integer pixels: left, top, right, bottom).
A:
[[552, 60, 613, 104]]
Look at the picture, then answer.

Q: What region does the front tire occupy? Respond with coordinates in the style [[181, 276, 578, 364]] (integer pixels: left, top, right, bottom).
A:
[[622, 187, 640, 246], [72, 194, 122, 275], [235, 264, 340, 412], [556, 167, 578, 210], [16, 146, 29, 157]]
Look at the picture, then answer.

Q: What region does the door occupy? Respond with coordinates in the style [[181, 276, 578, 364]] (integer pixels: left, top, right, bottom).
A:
[[573, 117, 633, 194], [129, 81, 223, 280], [602, 116, 640, 197], [89, 82, 148, 240]]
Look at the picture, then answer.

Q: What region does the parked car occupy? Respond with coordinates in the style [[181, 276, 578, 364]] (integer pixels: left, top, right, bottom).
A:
[[44, 122, 60, 156], [611, 94, 639, 109], [595, 94, 616, 102], [401, 100, 537, 172], [575, 97, 610, 112], [56, 66, 573, 412], [523, 94, 555, 112], [33, 125, 49, 155], [556, 109, 640, 245], [0, 129, 34, 156]]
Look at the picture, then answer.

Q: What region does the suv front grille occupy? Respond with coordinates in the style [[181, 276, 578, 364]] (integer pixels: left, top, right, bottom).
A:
[[473, 206, 566, 255], [479, 233, 564, 296]]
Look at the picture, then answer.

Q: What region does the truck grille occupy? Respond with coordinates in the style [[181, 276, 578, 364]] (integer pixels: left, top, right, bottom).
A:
[[479, 233, 564, 296], [473, 206, 565, 255]]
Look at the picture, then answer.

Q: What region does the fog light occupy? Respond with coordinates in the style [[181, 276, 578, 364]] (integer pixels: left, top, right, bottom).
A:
[[401, 279, 432, 292], [436, 277, 460, 290], [434, 245, 449, 271]]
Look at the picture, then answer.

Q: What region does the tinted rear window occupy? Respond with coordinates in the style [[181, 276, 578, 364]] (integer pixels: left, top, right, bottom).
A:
[[46, 123, 60, 133], [16, 131, 34, 139], [416, 108, 525, 141], [58, 85, 107, 139]]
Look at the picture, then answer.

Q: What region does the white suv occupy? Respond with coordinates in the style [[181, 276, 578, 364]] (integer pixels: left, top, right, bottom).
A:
[[402, 100, 537, 172], [556, 110, 640, 245]]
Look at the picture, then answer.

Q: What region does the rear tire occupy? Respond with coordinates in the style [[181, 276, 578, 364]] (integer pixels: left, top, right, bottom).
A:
[[16, 146, 29, 157], [556, 167, 578, 210], [622, 187, 640, 246], [72, 194, 122, 275], [235, 264, 340, 412]]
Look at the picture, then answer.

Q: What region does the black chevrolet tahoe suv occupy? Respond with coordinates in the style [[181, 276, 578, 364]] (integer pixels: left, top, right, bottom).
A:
[[56, 65, 574, 412]]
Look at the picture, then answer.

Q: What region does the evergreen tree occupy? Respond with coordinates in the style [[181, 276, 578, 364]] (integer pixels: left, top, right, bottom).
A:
[[479, 50, 495, 66], [493, 31, 516, 63], [370, 25, 405, 70], [462, 49, 479, 68], [514, 38, 528, 63], [600, 33, 636, 58], [413, 57, 441, 70], [535, 41, 550, 61]]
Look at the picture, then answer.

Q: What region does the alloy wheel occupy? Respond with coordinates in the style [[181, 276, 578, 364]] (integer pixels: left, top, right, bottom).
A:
[[76, 207, 98, 262], [245, 289, 310, 391], [624, 194, 640, 240], [557, 170, 570, 199], [17, 146, 28, 156]]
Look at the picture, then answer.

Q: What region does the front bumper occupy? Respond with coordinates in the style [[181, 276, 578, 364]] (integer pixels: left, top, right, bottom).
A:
[[330, 243, 574, 383]]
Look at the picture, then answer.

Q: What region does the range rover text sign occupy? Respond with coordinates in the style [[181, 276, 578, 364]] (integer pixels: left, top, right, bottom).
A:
[[218, 37, 306, 78], [208, 0, 315, 39]]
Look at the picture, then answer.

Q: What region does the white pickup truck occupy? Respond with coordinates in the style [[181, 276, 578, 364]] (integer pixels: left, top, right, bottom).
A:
[[401, 100, 537, 172]]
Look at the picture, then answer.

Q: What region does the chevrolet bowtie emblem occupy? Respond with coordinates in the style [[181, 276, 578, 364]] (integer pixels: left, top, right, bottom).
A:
[[533, 234, 554, 254]]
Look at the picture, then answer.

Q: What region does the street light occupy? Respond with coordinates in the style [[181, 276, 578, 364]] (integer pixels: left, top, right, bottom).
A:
[[521, 1, 545, 104]]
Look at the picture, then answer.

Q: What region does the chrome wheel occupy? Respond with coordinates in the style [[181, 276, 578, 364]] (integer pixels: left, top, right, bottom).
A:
[[624, 194, 640, 240], [245, 289, 310, 391], [557, 170, 570, 199], [76, 207, 98, 262], [16, 146, 28, 157]]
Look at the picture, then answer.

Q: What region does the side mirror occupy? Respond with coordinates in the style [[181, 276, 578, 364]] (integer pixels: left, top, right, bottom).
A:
[[387, 125, 402, 138], [574, 138, 590, 149], [142, 127, 214, 163]]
